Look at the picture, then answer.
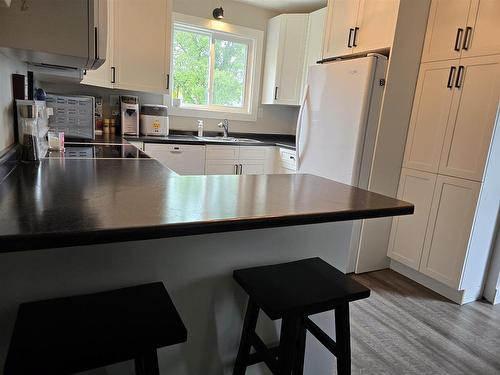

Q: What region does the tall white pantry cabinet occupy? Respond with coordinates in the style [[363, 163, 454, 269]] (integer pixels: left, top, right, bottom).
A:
[[388, 0, 500, 304]]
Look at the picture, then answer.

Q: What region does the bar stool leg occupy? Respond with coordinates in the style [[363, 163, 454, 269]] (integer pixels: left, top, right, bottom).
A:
[[277, 314, 302, 375], [334, 304, 351, 375], [233, 299, 260, 375], [292, 320, 307, 375], [135, 349, 160, 375]]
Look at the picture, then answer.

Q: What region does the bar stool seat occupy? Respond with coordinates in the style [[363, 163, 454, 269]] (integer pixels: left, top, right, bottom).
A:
[[233, 257, 370, 375], [4, 282, 187, 375]]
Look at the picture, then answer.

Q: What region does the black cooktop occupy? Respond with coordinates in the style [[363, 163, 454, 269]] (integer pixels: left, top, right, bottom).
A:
[[46, 144, 150, 159]]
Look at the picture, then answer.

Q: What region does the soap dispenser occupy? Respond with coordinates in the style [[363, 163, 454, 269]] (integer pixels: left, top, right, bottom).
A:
[[197, 120, 204, 137]]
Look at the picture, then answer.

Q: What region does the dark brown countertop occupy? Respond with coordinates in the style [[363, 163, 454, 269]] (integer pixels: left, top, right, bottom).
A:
[[0, 157, 413, 252]]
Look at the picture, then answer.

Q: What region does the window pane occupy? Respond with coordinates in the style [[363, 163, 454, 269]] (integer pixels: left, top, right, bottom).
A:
[[172, 28, 210, 105], [212, 39, 248, 107]]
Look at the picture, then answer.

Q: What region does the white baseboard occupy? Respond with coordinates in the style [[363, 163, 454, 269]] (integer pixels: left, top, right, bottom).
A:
[[483, 287, 500, 305], [389, 260, 479, 305]]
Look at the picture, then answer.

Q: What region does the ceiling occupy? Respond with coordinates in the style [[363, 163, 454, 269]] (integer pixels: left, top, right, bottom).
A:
[[233, 0, 327, 13]]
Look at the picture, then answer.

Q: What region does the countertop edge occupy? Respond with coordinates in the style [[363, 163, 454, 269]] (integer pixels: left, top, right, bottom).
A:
[[0, 205, 413, 253]]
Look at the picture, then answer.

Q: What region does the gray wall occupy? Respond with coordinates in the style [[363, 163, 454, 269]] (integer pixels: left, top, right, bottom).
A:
[[0, 52, 26, 155]]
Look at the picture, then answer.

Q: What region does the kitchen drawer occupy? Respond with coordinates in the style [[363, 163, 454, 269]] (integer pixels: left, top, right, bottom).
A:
[[206, 145, 240, 160], [279, 147, 297, 170], [238, 146, 271, 160]]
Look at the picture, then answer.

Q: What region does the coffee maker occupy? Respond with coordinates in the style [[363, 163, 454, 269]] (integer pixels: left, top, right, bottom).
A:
[[120, 95, 139, 136]]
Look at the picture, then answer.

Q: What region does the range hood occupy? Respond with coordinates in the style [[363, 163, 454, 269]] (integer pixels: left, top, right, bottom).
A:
[[0, 0, 107, 76]]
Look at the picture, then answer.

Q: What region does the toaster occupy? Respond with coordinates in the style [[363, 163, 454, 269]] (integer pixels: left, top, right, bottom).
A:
[[140, 104, 169, 136]]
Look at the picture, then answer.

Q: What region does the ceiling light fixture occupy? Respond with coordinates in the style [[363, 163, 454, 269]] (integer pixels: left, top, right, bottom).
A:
[[213, 7, 224, 20]]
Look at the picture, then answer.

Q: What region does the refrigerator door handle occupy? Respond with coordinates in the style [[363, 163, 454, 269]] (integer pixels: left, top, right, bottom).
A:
[[296, 84, 309, 170]]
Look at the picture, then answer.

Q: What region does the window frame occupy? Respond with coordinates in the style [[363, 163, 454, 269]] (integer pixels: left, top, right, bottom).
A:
[[166, 13, 264, 122]]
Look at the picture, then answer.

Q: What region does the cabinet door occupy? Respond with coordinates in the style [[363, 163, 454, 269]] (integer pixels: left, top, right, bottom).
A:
[[462, 0, 500, 58], [322, 0, 359, 59], [205, 145, 240, 160], [205, 160, 239, 175], [403, 60, 459, 173], [354, 0, 399, 53], [439, 55, 500, 181], [261, 16, 282, 104], [419, 175, 480, 288], [113, 0, 171, 93], [388, 169, 437, 270], [275, 14, 309, 105], [144, 144, 205, 175], [82, 0, 113, 88], [302, 7, 327, 95], [239, 161, 266, 175], [421, 0, 471, 62]]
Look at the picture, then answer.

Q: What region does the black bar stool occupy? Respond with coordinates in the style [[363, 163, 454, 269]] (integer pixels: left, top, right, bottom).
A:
[[232, 257, 370, 375], [4, 282, 187, 375]]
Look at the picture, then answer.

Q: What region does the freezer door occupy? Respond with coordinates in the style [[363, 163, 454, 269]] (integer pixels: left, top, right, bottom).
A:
[[296, 56, 378, 185]]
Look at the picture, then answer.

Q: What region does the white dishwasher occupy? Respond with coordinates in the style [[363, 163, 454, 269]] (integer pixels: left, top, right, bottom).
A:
[[144, 143, 206, 175]]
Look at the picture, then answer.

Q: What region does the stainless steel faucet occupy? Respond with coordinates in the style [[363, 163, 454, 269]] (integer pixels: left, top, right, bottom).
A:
[[218, 119, 229, 138]]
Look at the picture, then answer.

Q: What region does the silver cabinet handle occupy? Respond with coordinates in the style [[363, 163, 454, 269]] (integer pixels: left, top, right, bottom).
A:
[[234, 164, 238, 174], [170, 146, 182, 154], [274, 86, 279, 100], [239, 164, 243, 174]]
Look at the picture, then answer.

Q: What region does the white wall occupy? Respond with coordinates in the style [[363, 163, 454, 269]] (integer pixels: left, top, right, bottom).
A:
[[0, 51, 26, 155]]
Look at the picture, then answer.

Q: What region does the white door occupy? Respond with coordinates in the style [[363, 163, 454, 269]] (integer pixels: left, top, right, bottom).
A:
[[322, 0, 359, 59], [275, 14, 309, 105], [421, 0, 471, 62], [205, 160, 239, 175], [113, 0, 171, 93], [297, 56, 378, 185], [403, 60, 459, 173], [439, 54, 500, 181], [387, 168, 437, 270], [261, 16, 282, 104], [144, 144, 205, 175], [419, 175, 480, 288], [462, 0, 500, 58], [82, 0, 113, 88], [354, 0, 399, 53]]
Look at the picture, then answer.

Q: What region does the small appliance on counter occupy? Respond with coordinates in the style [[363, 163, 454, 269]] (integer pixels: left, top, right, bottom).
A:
[[120, 95, 139, 136], [16, 100, 52, 162], [45, 94, 95, 140], [140, 104, 169, 136]]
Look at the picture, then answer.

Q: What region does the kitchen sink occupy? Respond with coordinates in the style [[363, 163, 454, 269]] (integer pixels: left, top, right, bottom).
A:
[[196, 136, 261, 143]]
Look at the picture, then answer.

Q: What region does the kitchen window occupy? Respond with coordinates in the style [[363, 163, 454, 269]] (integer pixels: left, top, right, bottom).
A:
[[168, 14, 263, 121]]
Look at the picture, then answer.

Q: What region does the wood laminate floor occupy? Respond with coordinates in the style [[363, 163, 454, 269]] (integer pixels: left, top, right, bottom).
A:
[[348, 270, 500, 375]]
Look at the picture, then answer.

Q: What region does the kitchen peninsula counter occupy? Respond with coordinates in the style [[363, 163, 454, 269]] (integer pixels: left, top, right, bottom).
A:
[[0, 156, 412, 252]]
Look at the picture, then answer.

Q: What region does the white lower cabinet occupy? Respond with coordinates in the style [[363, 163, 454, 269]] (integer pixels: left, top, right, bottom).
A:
[[276, 147, 297, 174], [387, 168, 437, 270], [144, 143, 205, 175], [419, 175, 481, 288], [205, 145, 274, 175], [388, 169, 482, 295]]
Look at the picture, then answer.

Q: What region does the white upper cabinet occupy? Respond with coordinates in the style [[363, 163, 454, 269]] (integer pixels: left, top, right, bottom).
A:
[[439, 54, 500, 181], [421, 0, 471, 62], [462, 0, 500, 58], [388, 168, 437, 270], [262, 14, 309, 105], [301, 7, 327, 95], [419, 175, 481, 288], [422, 0, 500, 63], [403, 60, 458, 173], [323, 0, 360, 58], [355, 0, 399, 53], [322, 0, 399, 59], [82, 0, 172, 93]]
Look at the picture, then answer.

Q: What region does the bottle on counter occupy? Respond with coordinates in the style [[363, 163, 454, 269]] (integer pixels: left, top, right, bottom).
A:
[[103, 118, 110, 134], [110, 118, 116, 134], [197, 120, 204, 137]]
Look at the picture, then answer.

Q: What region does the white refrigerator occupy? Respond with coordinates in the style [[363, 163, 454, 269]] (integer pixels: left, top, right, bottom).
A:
[[296, 54, 389, 273]]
